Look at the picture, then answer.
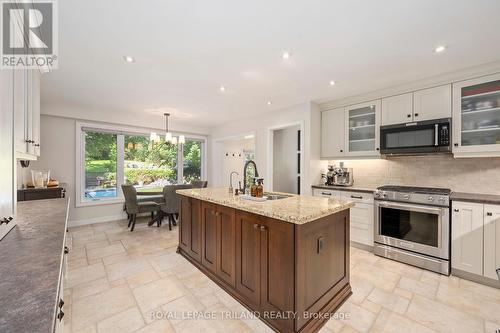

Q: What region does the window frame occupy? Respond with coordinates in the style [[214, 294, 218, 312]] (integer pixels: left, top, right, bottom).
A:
[[75, 121, 207, 207]]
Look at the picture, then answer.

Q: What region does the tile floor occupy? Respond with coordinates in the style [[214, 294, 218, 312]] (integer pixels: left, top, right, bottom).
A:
[[64, 218, 500, 333]]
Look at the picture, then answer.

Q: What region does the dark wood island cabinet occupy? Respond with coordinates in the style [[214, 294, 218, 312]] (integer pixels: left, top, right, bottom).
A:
[[177, 188, 353, 333]]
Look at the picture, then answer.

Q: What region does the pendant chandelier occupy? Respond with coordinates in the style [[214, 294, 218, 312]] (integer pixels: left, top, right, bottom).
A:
[[150, 113, 185, 145]]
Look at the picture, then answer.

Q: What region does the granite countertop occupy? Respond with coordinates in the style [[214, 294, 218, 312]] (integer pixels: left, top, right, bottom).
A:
[[451, 192, 500, 205], [0, 198, 69, 333], [312, 184, 376, 194], [177, 187, 354, 225]]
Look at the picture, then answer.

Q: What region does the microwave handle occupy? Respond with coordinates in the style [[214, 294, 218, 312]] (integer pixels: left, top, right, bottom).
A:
[[434, 124, 438, 146]]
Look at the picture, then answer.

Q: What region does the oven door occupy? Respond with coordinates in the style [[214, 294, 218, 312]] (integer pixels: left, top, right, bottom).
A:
[[380, 119, 451, 155], [374, 200, 449, 259]]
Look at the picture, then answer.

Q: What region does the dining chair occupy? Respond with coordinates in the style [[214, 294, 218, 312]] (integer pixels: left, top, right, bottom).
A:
[[191, 180, 208, 188], [160, 184, 193, 230], [121, 185, 161, 231]]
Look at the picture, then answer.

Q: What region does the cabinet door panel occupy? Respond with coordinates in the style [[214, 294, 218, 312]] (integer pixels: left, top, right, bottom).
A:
[[345, 100, 381, 156], [381, 93, 413, 126], [235, 211, 261, 306], [484, 205, 500, 280], [201, 202, 217, 273], [217, 205, 236, 288], [190, 199, 202, 261], [14, 70, 27, 154], [0, 70, 14, 220], [260, 217, 294, 332], [321, 108, 345, 158], [451, 202, 483, 275], [179, 197, 191, 252], [31, 70, 41, 156], [413, 84, 451, 122]]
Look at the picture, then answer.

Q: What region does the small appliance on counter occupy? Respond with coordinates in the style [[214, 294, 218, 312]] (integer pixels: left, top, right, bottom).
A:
[[324, 163, 354, 186]]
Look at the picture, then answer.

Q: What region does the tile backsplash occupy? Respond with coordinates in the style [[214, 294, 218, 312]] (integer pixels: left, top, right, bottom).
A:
[[329, 155, 500, 195]]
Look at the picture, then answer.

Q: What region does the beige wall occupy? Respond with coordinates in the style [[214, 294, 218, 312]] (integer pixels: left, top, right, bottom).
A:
[[328, 155, 500, 195]]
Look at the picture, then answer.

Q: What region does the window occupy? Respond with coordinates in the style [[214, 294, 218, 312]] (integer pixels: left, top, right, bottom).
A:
[[182, 139, 202, 183], [124, 135, 178, 192], [84, 131, 118, 199], [76, 122, 206, 206]]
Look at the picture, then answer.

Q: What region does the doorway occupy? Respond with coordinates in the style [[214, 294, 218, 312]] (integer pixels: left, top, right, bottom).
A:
[[270, 124, 302, 194]]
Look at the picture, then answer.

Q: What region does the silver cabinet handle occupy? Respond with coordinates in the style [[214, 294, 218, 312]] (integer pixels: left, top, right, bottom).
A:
[[321, 192, 332, 196], [434, 124, 439, 146], [350, 195, 363, 199]]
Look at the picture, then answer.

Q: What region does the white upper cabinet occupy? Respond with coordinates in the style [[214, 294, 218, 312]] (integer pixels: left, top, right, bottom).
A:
[[321, 107, 345, 158], [413, 84, 452, 122], [13, 69, 40, 160], [452, 73, 500, 157], [345, 100, 381, 156], [451, 201, 483, 275], [483, 204, 500, 280], [381, 93, 413, 126]]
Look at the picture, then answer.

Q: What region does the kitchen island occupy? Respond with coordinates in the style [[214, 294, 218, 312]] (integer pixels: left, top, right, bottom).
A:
[[176, 187, 354, 333]]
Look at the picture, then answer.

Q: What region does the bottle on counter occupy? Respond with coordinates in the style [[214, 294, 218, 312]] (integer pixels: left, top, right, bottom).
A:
[[256, 178, 264, 198], [250, 178, 258, 197]]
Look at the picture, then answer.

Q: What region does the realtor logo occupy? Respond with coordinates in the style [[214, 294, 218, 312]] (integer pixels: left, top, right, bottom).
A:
[[1, 0, 58, 69]]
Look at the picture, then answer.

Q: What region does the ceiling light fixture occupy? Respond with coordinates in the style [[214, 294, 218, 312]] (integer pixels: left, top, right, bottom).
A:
[[329, 80, 336, 86], [282, 51, 291, 60], [219, 85, 226, 92], [244, 134, 254, 139], [267, 101, 272, 106], [150, 113, 185, 146], [123, 56, 135, 63], [434, 45, 446, 53]]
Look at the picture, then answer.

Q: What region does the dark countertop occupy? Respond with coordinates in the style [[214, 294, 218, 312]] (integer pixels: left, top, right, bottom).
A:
[[312, 184, 375, 194], [451, 192, 500, 205], [0, 198, 69, 333]]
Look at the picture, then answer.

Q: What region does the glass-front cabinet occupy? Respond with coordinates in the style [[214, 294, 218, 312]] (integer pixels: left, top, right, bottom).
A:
[[344, 100, 381, 156], [453, 73, 500, 156]]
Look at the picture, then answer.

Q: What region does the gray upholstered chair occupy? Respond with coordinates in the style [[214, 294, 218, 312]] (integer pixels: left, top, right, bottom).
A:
[[160, 184, 193, 230], [191, 180, 208, 188], [121, 185, 161, 231]]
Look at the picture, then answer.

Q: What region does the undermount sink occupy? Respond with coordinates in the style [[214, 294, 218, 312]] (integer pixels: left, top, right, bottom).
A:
[[264, 193, 292, 200]]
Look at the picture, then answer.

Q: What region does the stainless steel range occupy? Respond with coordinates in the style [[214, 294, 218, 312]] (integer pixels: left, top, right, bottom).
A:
[[373, 185, 451, 275]]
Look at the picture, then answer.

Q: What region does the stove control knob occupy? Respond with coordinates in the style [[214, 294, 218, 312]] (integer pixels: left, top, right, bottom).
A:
[[403, 194, 410, 200], [428, 196, 434, 201]]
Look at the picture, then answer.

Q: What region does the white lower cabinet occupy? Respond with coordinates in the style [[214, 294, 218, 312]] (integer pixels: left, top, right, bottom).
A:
[[452, 201, 500, 282], [451, 201, 483, 275], [484, 204, 500, 280], [313, 189, 374, 247], [341, 192, 374, 246]]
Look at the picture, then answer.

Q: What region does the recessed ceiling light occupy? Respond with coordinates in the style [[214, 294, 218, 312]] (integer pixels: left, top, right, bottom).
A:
[[244, 134, 254, 139], [267, 101, 272, 106], [329, 80, 336, 86], [434, 45, 446, 53], [282, 51, 291, 60], [123, 56, 135, 63], [219, 85, 226, 92]]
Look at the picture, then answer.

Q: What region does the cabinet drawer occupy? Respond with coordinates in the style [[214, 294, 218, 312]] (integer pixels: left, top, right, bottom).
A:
[[341, 191, 374, 204], [313, 188, 341, 198]]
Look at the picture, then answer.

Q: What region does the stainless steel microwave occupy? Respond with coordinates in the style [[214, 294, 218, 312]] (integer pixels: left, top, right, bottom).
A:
[[380, 118, 451, 155]]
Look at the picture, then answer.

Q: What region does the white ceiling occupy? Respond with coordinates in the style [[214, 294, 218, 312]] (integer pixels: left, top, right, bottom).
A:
[[42, 0, 500, 128]]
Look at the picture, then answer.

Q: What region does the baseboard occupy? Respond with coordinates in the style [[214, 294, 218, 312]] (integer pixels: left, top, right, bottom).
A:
[[350, 241, 373, 252], [452, 268, 500, 289], [68, 214, 126, 227]]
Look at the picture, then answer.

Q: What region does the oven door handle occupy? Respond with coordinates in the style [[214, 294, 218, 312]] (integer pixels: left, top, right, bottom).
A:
[[376, 200, 444, 215]]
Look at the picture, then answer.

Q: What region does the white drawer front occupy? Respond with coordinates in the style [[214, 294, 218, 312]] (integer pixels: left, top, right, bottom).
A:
[[348, 201, 374, 246], [313, 188, 341, 198], [341, 191, 374, 204]]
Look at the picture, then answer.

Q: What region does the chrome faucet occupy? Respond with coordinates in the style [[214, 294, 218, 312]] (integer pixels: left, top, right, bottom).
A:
[[229, 171, 239, 193]]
